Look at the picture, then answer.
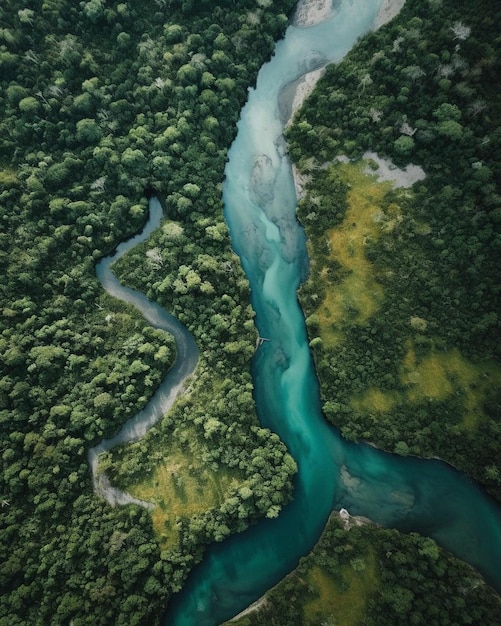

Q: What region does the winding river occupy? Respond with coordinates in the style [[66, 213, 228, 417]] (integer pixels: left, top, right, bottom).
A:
[[88, 198, 199, 506], [91, 1, 501, 624]]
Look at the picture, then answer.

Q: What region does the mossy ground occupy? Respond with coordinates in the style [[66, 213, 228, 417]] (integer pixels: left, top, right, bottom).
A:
[[126, 438, 242, 548], [315, 161, 391, 347], [303, 548, 378, 626], [100, 378, 247, 550], [309, 159, 501, 435], [351, 341, 501, 431]]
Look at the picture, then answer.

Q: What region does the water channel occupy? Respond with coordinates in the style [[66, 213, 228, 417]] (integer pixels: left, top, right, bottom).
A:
[[91, 1, 501, 624], [163, 0, 501, 623], [88, 198, 199, 506]]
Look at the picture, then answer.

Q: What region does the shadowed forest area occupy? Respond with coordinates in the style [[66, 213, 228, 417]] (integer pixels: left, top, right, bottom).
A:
[[0, 1, 298, 624]]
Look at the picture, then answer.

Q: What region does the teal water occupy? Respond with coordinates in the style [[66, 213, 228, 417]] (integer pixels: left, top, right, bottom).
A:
[[163, 1, 501, 624]]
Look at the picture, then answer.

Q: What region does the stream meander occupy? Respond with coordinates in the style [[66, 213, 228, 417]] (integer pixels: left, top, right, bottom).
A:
[[88, 198, 199, 506], [91, 1, 501, 624]]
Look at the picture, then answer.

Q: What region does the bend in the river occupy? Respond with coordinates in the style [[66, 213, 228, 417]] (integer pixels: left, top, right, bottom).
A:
[[163, 1, 501, 624], [88, 197, 199, 506], [88, 1, 501, 624]]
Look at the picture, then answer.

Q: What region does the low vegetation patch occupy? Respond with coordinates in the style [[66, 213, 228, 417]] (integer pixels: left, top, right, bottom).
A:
[[314, 161, 389, 347], [303, 550, 378, 626], [289, 0, 501, 499], [352, 343, 501, 431], [101, 366, 296, 553], [300, 156, 501, 495], [114, 432, 243, 549]]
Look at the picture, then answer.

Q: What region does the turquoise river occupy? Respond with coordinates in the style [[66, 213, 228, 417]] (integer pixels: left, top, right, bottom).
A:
[[92, 0, 501, 624], [162, 1, 501, 623]]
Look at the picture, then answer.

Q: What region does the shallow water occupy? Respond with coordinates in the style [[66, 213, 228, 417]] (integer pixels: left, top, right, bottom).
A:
[[163, 1, 501, 623]]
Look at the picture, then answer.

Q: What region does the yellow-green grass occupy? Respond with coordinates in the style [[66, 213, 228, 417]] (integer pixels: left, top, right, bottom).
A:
[[127, 437, 242, 548], [400, 344, 501, 429], [303, 549, 378, 626], [351, 386, 398, 415], [305, 159, 501, 433], [106, 373, 247, 550], [0, 168, 18, 185], [352, 342, 501, 430], [314, 161, 394, 347]]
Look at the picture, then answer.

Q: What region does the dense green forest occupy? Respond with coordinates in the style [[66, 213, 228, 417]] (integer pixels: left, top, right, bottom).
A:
[[0, 1, 298, 624], [287, 0, 501, 500]]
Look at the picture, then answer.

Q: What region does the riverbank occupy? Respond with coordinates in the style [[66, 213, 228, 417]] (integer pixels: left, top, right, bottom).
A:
[[286, 0, 407, 123], [285, 0, 407, 197], [279, 0, 336, 128], [226, 596, 268, 622], [374, 0, 405, 28], [281, 68, 325, 129], [226, 510, 375, 623], [292, 0, 334, 27], [228, 508, 501, 625]]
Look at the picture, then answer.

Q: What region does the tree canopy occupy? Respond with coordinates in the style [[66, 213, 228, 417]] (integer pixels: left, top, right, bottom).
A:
[[0, 0, 297, 623]]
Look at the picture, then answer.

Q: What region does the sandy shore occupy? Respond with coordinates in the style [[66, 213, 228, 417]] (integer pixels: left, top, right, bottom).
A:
[[282, 67, 324, 128], [292, 0, 334, 27], [226, 595, 268, 622], [374, 0, 405, 29], [281, 0, 335, 127], [293, 0, 406, 31]]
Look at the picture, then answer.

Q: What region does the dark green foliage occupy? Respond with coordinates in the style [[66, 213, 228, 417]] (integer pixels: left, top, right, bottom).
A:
[[230, 515, 501, 625], [1, 0, 297, 623], [297, 167, 349, 238], [288, 0, 501, 499]]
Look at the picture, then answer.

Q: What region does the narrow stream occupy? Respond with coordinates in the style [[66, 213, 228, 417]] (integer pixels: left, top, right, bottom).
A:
[[88, 197, 199, 505]]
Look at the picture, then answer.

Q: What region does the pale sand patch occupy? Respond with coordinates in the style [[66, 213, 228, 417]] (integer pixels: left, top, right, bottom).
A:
[[292, 162, 311, 200], [292, 0, 334, 27], [284, 67, 325, 137], [363, 151, 425, 188], [339, 507, 373, 529], [374, 0, 406, 29], [290, 67, 324, 115], [226, 595, 268, 622], [293, 148, 426, 203]]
